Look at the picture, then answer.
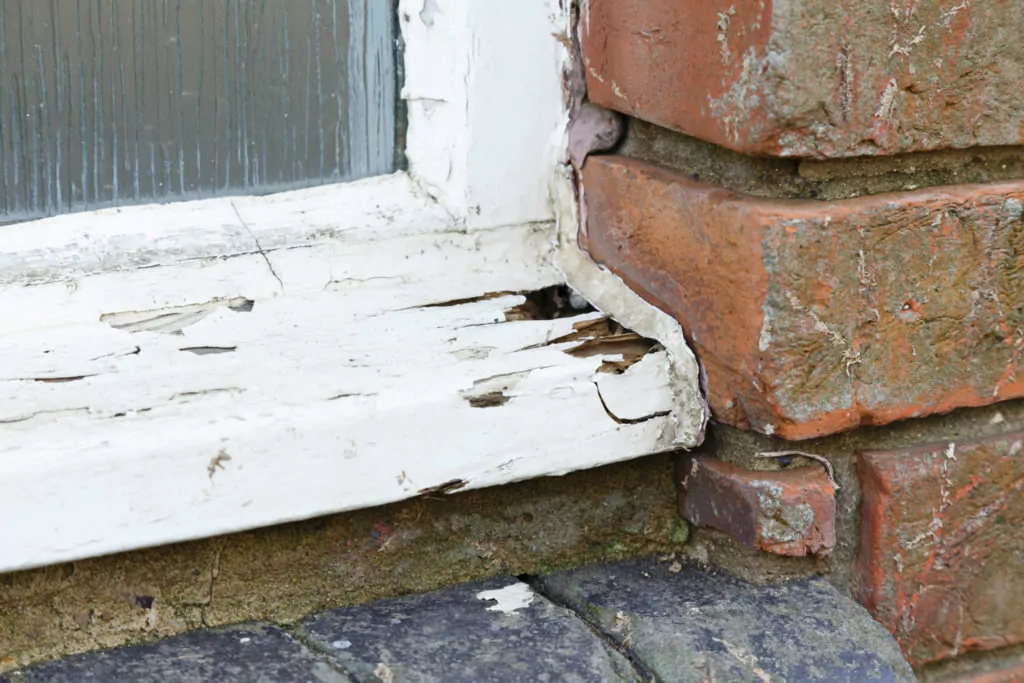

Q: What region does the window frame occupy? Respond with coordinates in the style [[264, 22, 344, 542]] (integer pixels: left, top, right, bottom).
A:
[[0, 0, 704, 574]]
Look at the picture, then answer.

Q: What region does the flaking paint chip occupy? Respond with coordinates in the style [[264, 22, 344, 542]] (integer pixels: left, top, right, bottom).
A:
[[476, 583, 535, 614]]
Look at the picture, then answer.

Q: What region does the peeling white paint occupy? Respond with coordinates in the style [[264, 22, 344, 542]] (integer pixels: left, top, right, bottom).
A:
[[400, 0, 567, 229], [476, 583, 535, 614], [0, 179, 678, 571], [420, 0, 706, 452], [0, 0, 703, 573], [551, 167, 706, 449], [595, 351, 674, 422]]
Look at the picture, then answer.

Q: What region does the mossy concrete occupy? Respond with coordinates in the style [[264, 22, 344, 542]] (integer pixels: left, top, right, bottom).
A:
[[0, 455, 688, 672]]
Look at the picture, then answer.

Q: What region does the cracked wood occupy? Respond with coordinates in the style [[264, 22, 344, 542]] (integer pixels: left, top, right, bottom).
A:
[[0, 173, 677, 573]]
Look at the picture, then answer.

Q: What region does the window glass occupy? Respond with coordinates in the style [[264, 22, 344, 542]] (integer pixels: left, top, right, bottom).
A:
[[0, 0, 397, 224]]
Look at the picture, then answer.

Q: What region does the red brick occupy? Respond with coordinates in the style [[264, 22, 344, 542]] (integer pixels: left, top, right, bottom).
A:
[[580, 0, 1024, 158], [857, 433, 1024, 667], [582, 155, 1024, 440], [677, 454, 835, 557]]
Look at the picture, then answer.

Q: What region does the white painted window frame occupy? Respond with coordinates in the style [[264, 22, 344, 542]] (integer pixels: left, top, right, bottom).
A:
[[0, 0, 704, 573]]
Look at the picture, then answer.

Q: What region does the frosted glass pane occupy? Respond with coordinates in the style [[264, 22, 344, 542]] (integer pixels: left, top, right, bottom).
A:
[[0, 0, 397, 223]]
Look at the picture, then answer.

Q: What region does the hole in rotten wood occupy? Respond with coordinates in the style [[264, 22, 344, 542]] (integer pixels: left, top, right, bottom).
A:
[[180, 346, 237, 356], [524, 316, 663, 375], [562, 318, 662, 374], [504, 285, 595, 321], [414, 286, 595, 321], [467, 392, 511, 408]]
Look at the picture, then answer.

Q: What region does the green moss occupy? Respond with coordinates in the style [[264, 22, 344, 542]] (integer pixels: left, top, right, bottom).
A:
[[669, 520, 690, 546]]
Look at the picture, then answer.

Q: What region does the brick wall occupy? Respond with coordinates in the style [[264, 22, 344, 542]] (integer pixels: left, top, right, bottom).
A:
[[576, 0, 1024, 678]]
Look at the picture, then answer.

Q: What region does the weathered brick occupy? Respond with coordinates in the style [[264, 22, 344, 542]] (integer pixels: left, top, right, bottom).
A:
[[677, 454, 835, 557], [580, 0, 1024, 158], [582, 155, 1024, 440], [857, 433, 1024, 667]]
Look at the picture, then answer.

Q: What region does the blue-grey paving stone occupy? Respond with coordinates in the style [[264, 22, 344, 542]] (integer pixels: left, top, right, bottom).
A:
[[536, 557, 916, 683], [298, 577, 640, 683], [2, 623, 350, 683]]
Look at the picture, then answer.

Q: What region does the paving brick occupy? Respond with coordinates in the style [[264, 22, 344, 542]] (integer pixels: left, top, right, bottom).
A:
[[857, 432, 1024, 667], [580, 0, 1024, 158], [677, 454, 835, 557], [1, 624, 347, 683], [582, 155, 1024, 440], [536, 556, 915, 682], [298, 577, 639, 682]]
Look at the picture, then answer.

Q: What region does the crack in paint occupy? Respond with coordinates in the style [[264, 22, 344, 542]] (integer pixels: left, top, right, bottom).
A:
[[593, 380, 670, 425]]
